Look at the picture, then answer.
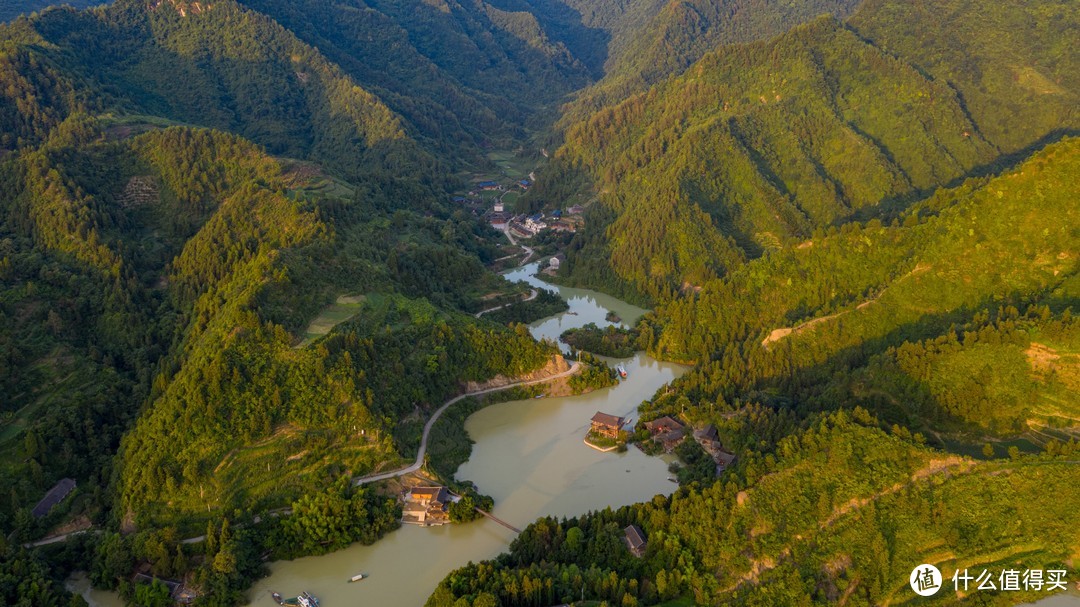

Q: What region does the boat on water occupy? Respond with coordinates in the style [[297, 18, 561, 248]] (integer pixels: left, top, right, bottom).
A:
[[348, 573, 366, 583], [616, 364, 627, 378], [274, 591, 320, 607]]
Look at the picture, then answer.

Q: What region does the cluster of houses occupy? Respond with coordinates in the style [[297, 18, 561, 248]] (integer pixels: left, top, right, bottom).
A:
[[451, 174, 586, 239], [693, 425, 737, 473], [642, 417, 737, 475], [502, 207, 584, 238], [401, 485, 456, 526]]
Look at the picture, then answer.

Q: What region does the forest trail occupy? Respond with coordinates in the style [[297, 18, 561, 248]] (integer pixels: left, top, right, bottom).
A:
[[761, 263, 932, 347]]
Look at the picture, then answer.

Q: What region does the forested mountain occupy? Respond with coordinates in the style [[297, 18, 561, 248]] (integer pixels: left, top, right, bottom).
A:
[[0, 0, 565, 551], [849, 0, 1078, 154], [430, 126, 1080, 607], [563, 0, 864, 118], [0, 0, 1077, 605], [232, 0, 593, 159], [1, 113, 556, 530], [0, 0, 100, 23], [551, 0, 1078, 301], [645, 137, 1078, 408], [0, 0, 424, 177]]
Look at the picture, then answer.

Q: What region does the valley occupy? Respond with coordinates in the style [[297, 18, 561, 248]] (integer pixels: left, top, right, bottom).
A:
[[0, 0, 1077, 606]]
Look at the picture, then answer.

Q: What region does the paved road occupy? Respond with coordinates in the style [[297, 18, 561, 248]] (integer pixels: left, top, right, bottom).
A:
[[501, 226, 534, 266], [24, 528, 99, 548], [475, 289, 538, 318], [26, 364, 583, 546], [354, 361, 581, 485]]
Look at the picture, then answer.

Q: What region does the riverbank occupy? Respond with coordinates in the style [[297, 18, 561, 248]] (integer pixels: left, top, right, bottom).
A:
[[245, 351, 685, 606], [240, 263, 683, 606], [354, 355, 582, 485], [69, 261, 676, 607]]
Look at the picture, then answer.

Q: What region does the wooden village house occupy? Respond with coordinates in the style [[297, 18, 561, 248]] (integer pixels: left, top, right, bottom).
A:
[[693, 425, 737, 475], [624, 525, 647, 557], [644, 416, 686, 452], [402, 486, 452, 526], [590, 412, 626, 438]]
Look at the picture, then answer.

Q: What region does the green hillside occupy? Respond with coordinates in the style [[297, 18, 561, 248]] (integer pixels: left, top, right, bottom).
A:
[[234, 0, 593, 160], [565, 0, 863, 118], [2, 0, 417, 175], [850, 0, 1079, 154], [431, 136, 1080, 607], [430, 412, 1080, 606], [0, 0, 1077, 605], [832, 313, 1080, 439], [649, 138, 1078, 369], [551, 0, 1078, 301], [0, 0, 99, 23]]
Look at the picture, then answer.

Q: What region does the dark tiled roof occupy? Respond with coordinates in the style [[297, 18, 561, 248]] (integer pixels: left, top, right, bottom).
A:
[[591, 412, 625, 428], [32, 478, 76, 518], [645, 416, 684, 433], [694, 424, 719, 441], [624, 525, 646, 549], [411, 486, 448, 502]]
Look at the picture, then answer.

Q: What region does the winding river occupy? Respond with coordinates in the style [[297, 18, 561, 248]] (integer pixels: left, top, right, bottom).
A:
[[66, 261, 1080, 607], [236, 262, 683, 606], [67, 264, 1080, 607], [69, 261, 684, 607]]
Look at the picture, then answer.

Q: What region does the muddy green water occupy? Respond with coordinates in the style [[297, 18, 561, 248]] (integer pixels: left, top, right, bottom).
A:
[[239, 262, 682, 606], [65, 262, 1080, 607], [68, 262, 679, 607]]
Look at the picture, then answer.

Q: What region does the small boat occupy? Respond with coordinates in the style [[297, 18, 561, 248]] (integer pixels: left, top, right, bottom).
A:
[[616, 364, 627, 378], [668, 477, 678, 483], [279, 592, 320, 607], [272, 592, 283, 605], [349, 573, 366, 583]]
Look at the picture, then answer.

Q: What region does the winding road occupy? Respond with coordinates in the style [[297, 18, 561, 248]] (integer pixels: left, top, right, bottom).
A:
[[501, 225, 535, 266], [24, 364, 582, 548], [354, 360, 581, 485], [474, 289, 538, 318]]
